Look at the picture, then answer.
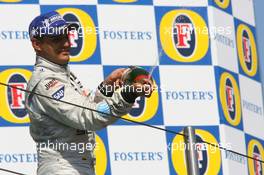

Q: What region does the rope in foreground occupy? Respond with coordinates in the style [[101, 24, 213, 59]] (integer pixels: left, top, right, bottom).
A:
[[0, 82, 263, 175]]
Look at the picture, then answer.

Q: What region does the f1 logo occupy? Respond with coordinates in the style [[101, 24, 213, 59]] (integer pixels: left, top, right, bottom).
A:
[[9, 83, 26, 109], [226, 85, 234, 112], [242, 36, 251, 63], [175, 23, 193, 48], [253, 153, 262, 175]]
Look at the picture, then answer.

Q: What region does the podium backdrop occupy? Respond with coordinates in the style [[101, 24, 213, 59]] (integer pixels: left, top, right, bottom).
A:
[[0, 0, 263, 174]]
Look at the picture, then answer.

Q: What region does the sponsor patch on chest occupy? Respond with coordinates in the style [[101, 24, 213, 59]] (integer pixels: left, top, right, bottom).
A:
[[45, 79, 59, 90], [52, 86, 65, 100]]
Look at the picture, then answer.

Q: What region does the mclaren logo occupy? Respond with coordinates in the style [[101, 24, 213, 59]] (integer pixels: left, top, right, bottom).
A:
[[95, 135, 108, 175], [123, 81, 159, 123], [219, 72, 241, 126], [171, 129, 221, 174], [56, 8, 97, 62], [159, 9, 209, 62], [237, 23, 258, 77], [0, 68, 31, 124], [214, 0, 230, 9], [247, 139, 264, 175]]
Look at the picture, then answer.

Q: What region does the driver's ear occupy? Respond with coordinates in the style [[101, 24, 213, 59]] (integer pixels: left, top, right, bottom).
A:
[[31, 37, 42, 52]]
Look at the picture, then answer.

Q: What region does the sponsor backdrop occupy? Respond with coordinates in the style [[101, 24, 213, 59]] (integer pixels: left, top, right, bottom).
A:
[[0, 0, 263, 174]]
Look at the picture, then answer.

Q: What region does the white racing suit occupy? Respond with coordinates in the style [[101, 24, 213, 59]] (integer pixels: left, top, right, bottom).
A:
[[26, 56, 133, 175]]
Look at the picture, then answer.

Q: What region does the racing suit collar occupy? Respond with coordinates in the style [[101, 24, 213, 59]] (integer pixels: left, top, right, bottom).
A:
[[35, 55, 70, 73]]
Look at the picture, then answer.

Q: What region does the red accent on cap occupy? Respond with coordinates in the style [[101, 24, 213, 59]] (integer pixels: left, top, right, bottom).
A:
[[134, 75, 151, 82]]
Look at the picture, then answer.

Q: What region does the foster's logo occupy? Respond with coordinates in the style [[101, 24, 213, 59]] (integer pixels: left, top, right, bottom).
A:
[[247, 139, 264, 175], [0, 68, 31, 124], [219, 72, 241, 127], [237, 23, 258, 77], [170, 128, 221, 174], [159, 9, 209, 63], [56, 7, 98, 63]]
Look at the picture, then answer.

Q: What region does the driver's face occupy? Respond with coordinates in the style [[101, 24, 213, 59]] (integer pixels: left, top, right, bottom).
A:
[[37, 33, 71, 65]]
